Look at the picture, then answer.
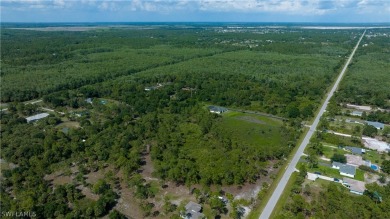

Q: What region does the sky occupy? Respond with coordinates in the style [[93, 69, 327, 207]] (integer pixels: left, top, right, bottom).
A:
[[1, 0, 390, 23]]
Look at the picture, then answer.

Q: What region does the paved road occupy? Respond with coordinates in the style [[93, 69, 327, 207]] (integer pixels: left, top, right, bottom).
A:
[[259, 30, 366, 219]]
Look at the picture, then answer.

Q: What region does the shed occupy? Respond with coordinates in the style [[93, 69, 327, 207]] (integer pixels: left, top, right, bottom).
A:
[[26, 113, 50, 123], [208, 106, 228, 114]]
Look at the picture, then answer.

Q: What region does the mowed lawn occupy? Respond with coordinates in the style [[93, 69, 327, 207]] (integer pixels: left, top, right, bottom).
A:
[[220, 111, 283, 149]]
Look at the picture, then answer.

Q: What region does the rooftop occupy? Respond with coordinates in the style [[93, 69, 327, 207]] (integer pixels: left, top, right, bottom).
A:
[[366, 121, 385, 129], [343, 177, 366, 193], [184, 201, 203, 219], [208, 106, 228, 113], [332, 161, 344, 168], [351, 111, 363, 116], [340, 164, 356, 176], [26, 113, 50, 123], [345, 146, 365, 155], [185, 201, 202, 213]]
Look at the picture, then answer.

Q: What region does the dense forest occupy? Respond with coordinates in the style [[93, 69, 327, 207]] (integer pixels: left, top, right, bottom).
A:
[[1, 24, 369, 218], [335, 29, 390, 108], [1, 26, 357, 102]]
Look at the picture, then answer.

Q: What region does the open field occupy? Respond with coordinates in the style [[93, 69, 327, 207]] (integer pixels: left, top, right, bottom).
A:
[[221, 111, 283, 148]]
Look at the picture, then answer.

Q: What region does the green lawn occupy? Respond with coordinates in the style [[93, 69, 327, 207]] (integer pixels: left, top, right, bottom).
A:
[[363, 150, 388, 165], [321, 144, 349, 159]]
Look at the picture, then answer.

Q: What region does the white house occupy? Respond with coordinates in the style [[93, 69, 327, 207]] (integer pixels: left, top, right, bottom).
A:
[[332, 162, 356, 178]]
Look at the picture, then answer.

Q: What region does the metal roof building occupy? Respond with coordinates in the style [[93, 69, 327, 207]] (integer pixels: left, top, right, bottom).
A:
[[26, 113, 50, 123], [366, 121, 385, 130], [208, 106, 228, 114]]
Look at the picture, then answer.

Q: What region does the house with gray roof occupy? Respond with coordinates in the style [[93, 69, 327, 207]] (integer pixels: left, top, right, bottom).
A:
[[342, 178, 366, 195], [332, 161, 344, 169], [345, 146, 365, 155], [332, 162, 356, 178], [366, 121, 385, 130], [340, 164, 356, 178], [26, 113, 50, 123], [182, 201, 204, 219]]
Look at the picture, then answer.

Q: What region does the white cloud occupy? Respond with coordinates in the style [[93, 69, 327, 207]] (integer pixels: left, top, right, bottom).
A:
[[2, 0, 390, 18]]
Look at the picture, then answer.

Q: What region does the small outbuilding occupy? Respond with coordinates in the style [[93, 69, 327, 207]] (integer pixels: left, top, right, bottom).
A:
[[208, 106, 228, 114], [26, 113, 50, 123]]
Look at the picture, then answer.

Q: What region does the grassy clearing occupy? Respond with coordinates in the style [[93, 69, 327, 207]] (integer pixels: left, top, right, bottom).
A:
[[221, 111, 283, 148], [363, 150, 388, 164], [321, 145, 349, 158], [328, 119, 363, 136], [56, 121, 81, 129], [322, 133, 363, 146]]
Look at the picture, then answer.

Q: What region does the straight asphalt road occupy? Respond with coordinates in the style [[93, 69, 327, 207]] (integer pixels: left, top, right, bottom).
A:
[[259, 30, 366, 219]]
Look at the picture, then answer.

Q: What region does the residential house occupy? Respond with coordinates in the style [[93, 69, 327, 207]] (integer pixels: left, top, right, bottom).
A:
[[332, 162, 356, 178], [26, 113, 50, 123], [332, 161, 344, 170], [208, 106, 228, 114], [182, 201, 205, 219], [340, 165, 356, 178], [345, 146, 365, 155], [342, 177, 366, 195], [366, 121, 385, 130]]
